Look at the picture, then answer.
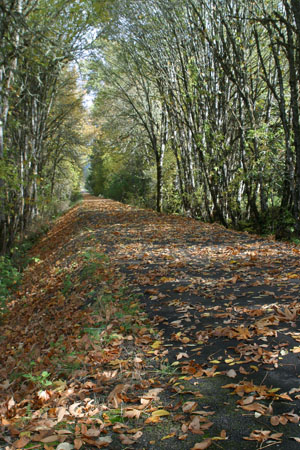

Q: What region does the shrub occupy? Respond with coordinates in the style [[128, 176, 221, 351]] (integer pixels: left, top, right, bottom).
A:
[[70, 190, 83, 204], [0, 256, 21, 314], [105, 168, 152, 207]]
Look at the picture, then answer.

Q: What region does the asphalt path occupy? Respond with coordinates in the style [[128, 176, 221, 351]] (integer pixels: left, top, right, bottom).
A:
[[77, 196, 300, 449]]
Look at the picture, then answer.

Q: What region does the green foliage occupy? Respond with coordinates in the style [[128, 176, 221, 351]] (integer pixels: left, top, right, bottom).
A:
[[86, 145, 153, 208], [62, 274, 73, 296], [236, 206, 296, 238], [79, 250, 107, 281], [86, 152, 107, 196], [70, 190, 83, 205], [0, 256, 21, 314], [23, 370, 53, 388], [105, 167, 152, 206]]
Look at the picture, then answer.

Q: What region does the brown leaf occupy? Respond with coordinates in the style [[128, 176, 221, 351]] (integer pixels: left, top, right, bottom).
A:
[[83, 436, 112, 448], [240, 403, 267, 414], [13, 436, 31, 448], [8, 397, 15, 410], [69, 402, 82, 416], [124, 408, 142, 419], [177, 352, 189, 360], [40, 435, 59, 443], [279, 416, 288, 425], [74, 439, 84, 450], [83, 427, 101, 438], [107, 383, 130, 408], [271, 416, 280, 426], [144, 388, 163, 399], [238, 396, 254, 406], [178, 434, 188, 440], [119, 434, 135, 445], [144, 415, 161, 424], [191, 438, 212, 449], [182, 401, 198, 413], [243, 430, 282, 442], [270, 433, 283, 440], [188, 416, 205, 435], [57, 406, 67, 423], [220, 430, 227, 439], [132, 431, 143, 440]]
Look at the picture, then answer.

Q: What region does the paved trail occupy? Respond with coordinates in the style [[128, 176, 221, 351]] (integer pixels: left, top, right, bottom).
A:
[[77, 195, 300, 448], [2, 194, 300, 450]]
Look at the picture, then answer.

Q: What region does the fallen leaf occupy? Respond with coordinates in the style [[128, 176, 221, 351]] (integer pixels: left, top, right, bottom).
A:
[[240, 403, 267, 414], [107, 383, 130, 408], [178, 434, 188, 440], [41, 435, 60, 443], [152, 409, 170, 417], [83, 427, 101, 438], [177, 352, 189, 360], [151, 340, 162, 349], [94, 436, 112, 448], [271, 416, 280, 426], [74, 439, 83, 450], [124, 408, 142, 419], [119, 434, 135, 445], [144, 415, 161, 424], [161, 433, 176, 440], [191, 438, 212, 449], [182, 401, 198, 413], [226, 369, 237, 378], [57, 407, 67, 423], [56, 444, 74, 450], [8, 397, 15, 410], [243, 430, 282, 442], [13, 436, 31, 448]]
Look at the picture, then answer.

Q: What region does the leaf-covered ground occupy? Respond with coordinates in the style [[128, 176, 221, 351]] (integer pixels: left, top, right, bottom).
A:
[[1, 194, 300, 450]]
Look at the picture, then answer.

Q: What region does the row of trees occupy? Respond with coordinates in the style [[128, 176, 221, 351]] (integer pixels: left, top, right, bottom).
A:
[[87, 0, 300, 237], [0, 0, 113, 254]]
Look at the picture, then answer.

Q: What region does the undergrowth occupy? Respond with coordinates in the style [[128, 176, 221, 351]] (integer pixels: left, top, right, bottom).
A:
[[0, 192, 83, 316], [0, 256, 21, 314]]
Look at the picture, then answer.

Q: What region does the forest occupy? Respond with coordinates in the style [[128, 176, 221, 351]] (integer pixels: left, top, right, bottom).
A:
[[1, 0, 300, 256], [2, 2, 300, 448]]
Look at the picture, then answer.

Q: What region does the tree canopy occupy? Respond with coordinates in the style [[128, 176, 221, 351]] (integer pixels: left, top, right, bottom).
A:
[[1, 0, 300, 254], [86, 0, 300, 239], [0, 0, 112, 253]]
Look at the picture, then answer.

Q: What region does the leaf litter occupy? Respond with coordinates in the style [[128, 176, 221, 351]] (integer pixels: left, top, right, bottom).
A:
[[1, 195, 300, 448]]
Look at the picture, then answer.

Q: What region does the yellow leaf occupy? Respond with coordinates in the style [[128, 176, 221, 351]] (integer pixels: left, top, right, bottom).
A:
[[151, 341, 162, 349], [161, 433, 176, 440], [20, 431, 31, 437], [152, 409, 170, 417], [144, 415, 161, 424], [250, 365, 258, 372]]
